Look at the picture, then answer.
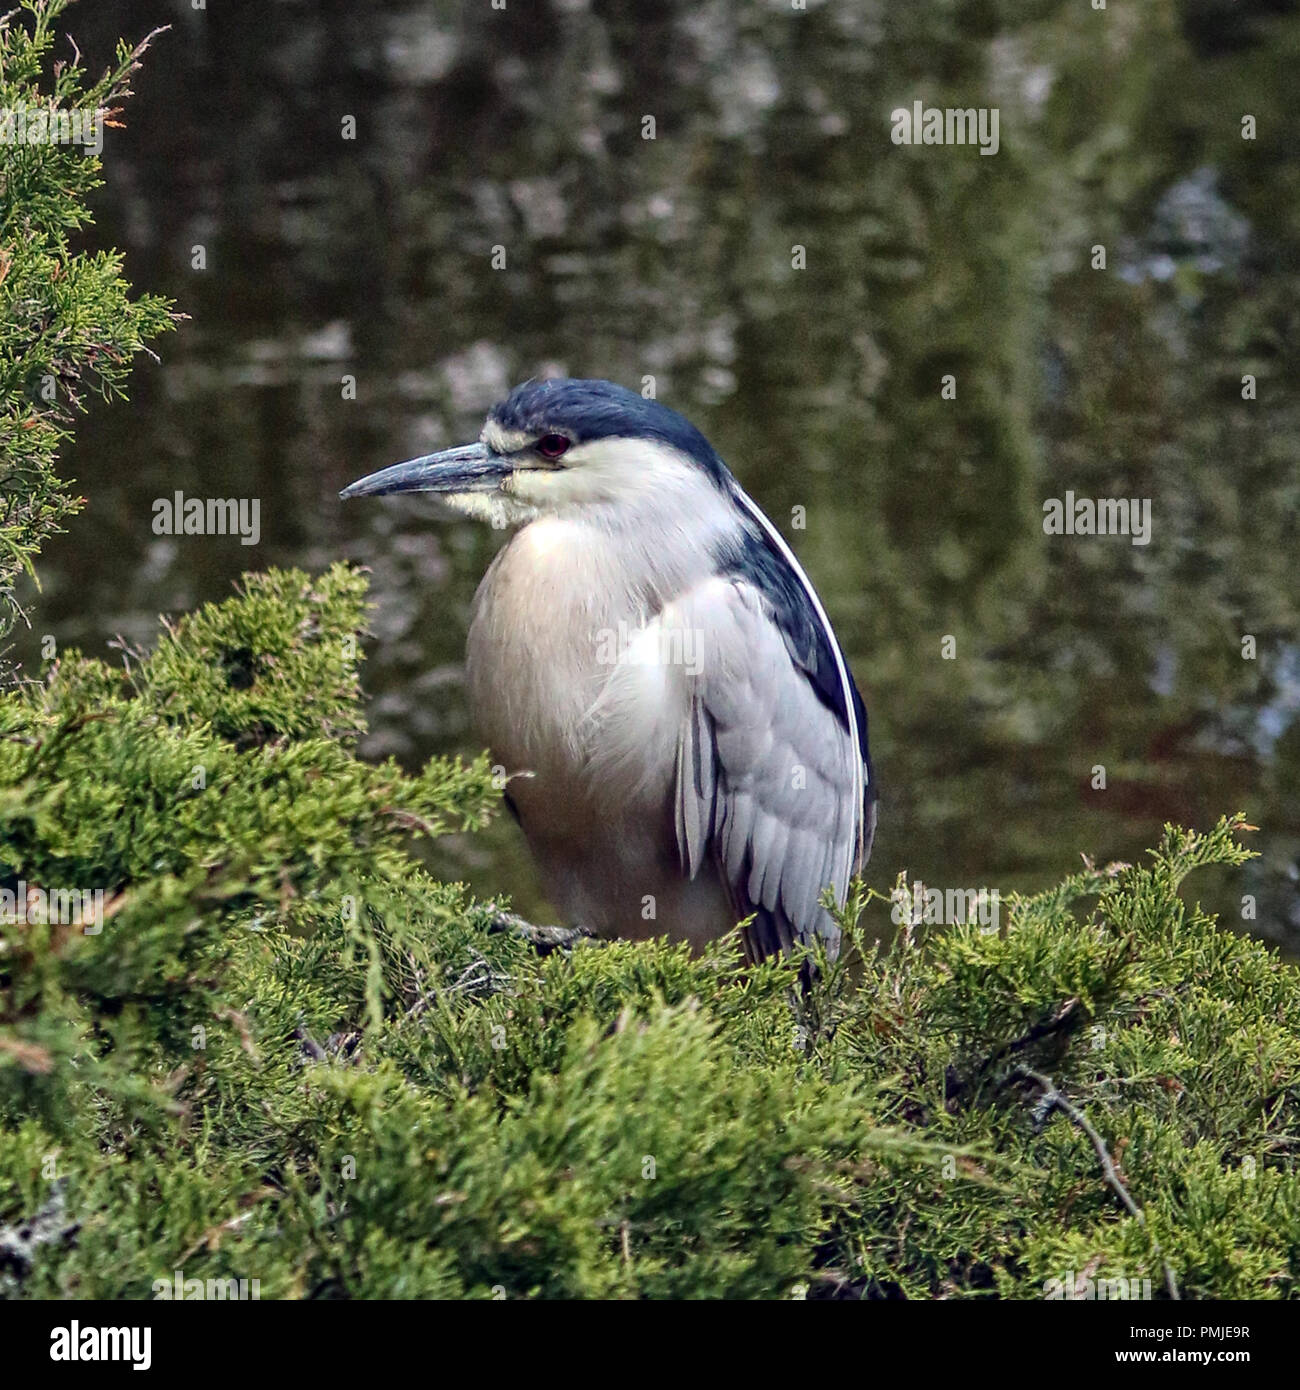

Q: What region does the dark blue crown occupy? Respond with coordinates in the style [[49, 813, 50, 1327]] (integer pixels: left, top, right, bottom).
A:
[[489, 379, 732, 488]]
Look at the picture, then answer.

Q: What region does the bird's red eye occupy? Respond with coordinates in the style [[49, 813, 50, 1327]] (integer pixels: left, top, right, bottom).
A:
[[537, 433, 570, 460]]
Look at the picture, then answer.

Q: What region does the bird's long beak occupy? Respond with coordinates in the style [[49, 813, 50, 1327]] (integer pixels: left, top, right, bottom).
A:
[[339, 442, 511, 499]]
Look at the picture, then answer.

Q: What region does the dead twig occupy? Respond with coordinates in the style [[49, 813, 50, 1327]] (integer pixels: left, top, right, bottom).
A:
[[487, 910, 595, 956], [1015, 1066, 1180, 1301]]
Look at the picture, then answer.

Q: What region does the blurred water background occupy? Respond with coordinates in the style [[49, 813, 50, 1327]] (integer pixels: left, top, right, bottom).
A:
[[17, 0, 1300, 948]]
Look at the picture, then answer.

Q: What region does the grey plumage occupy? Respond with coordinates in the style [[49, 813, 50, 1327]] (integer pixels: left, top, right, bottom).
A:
[[342, 378, 877, 969]]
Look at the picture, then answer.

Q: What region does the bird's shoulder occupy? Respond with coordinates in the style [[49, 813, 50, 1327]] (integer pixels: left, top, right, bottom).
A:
[[707, 507, 870, 770]]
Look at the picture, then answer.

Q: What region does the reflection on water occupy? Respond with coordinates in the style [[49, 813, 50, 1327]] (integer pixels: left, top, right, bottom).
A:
[[18, 0, 1300, 948]]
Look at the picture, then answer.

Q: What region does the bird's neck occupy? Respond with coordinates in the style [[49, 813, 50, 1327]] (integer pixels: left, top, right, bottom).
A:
[[514, 475, 739, 611], [466, 476, 740, 770]]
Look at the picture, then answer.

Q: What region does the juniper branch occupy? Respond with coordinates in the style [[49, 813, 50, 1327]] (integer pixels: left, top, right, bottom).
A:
[[1015, 1065, 1180, 1301]]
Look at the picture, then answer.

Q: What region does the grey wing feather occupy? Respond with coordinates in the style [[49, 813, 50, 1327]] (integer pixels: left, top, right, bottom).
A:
[[672, 578, 864, 964], [674, 696, 716, 878]]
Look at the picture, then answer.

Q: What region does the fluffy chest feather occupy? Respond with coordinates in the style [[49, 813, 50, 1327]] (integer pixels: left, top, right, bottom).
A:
[[466, 517, 657, 778]]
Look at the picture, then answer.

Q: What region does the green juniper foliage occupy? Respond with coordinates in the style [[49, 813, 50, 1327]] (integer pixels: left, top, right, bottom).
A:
[[0, 0, 174, 644], [0, 2, 1297, 1301], [0, 628, 1295, 1300]]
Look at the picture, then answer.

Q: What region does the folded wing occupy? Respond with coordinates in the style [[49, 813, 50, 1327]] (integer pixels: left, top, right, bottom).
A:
[[672, 574, 872, 964]]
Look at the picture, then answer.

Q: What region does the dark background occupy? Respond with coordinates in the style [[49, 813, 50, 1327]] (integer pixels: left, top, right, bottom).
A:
[[18, 0, 1300, 944]]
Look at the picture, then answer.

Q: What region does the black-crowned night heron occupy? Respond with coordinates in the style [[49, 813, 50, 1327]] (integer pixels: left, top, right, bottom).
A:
[[342, 378, 877, 967]]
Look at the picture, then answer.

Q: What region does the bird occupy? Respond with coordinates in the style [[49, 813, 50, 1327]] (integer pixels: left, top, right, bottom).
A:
[[342, 377, 877, 970]]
